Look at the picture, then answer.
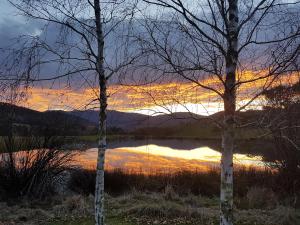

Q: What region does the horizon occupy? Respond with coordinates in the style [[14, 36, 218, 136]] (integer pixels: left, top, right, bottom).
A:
[[11, 71, 298, 116]]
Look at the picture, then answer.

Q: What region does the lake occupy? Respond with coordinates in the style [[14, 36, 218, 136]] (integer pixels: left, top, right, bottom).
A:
[[74, 139, 266, 173]]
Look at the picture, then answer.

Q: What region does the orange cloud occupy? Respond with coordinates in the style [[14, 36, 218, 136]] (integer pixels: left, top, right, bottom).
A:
[[22, 70, 299, 114]]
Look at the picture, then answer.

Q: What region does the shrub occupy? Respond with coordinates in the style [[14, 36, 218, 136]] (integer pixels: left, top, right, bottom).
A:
[[0, 149, 75, 199], [68, 169, 96, 195], [163, 184, 178, 201], [236, 186, 278, 209], [246, 186, 278, 209]]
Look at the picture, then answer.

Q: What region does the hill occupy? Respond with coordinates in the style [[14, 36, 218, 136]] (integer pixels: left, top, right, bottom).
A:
[[0, 103, 265, 138], [0, 103, 96, 136], [68, 110, 204, 131]]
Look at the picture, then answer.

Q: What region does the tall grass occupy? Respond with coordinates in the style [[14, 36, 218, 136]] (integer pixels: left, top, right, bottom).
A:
[[0, 149, 75, 199], [68, 166, 297, 198], [0, 136, 67, 153]]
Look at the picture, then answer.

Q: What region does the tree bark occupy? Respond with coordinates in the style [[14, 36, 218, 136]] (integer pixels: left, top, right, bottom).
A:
[[94, 0, 107, 225], [95, 77, 107, 225], [221, 1, 238, 225]]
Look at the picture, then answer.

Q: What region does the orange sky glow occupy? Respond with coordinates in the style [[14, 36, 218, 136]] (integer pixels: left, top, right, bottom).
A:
[[23, 70, 299, 115]]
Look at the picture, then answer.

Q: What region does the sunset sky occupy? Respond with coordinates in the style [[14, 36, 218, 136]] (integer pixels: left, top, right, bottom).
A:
[[0, 1, 299, 116], [21, 70, 299, 116]]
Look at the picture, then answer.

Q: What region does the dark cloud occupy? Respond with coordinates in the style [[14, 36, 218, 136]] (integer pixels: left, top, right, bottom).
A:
[[0, 1, 299, 91], [0, 2, 41, 48]]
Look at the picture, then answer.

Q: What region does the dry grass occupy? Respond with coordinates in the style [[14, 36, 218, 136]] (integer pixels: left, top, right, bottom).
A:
[[235, 187, 278, 210], [0, 191, 299, 225], [0, 149, 75, 199], [68, 167, 292, 198], [106, 190, 299, 225]]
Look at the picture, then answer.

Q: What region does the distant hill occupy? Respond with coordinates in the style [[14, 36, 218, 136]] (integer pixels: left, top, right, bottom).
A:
[[0, 103, 265, 138], [0, 103, 203, 136], [0, 103, 96, 136], [68, 110, 204, 131]]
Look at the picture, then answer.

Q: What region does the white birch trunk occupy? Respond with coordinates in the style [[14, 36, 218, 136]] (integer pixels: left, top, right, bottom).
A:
[[221, 1, 239, 225], [94, 0, 107, 224], [95, 80, 107, 225], [220, 124, 234, 225]]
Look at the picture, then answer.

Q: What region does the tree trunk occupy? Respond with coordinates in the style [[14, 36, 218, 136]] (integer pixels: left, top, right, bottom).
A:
[[220, 121, 234, 225], [220, 1, 238, 225], [95, 77, 107, 225], [94, 0, 107, 225]]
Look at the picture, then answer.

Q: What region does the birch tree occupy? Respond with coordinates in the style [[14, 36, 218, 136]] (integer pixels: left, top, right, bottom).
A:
[[5, 1, 137, 224], [131, 1, 300, 225]]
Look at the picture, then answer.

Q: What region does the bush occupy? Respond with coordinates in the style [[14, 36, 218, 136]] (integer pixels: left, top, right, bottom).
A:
[[0, 149, 75, 199], [246, 186, 278, 209], [68, 169, 96, 195]]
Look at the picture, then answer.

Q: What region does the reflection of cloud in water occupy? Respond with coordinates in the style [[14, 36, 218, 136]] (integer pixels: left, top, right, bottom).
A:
[[75, 145, 264, 173]]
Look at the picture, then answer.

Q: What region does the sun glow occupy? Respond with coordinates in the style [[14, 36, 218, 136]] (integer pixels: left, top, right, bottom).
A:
[[22, 70, 299, 115]]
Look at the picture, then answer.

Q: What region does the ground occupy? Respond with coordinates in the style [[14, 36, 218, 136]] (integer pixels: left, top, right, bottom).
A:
[[1, 191, 299, 225], [48, 217, 125, 225]]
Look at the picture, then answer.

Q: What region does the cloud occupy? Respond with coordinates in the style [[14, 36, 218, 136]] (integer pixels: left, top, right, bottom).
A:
[[22, 71, 299, 114], [0, 1, 299, 113], [0, 2, 42, 48]]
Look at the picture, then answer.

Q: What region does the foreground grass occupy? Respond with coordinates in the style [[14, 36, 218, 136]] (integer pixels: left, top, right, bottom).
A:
[[49, 217, 212, 225], [1, 191, 299, 225], [49, 217, 134, 225], [49, 217, 206, 225], [49, 218, 94, 225]]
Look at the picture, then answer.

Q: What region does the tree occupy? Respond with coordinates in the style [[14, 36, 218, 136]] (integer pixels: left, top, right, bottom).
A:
[[4, 1, 137, 224], [131, 1, 300, 225], [262, 80, 300, 197]]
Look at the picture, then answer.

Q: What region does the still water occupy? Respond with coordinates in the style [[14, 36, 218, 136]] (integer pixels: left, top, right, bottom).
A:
[[74, 139, 265, 173]]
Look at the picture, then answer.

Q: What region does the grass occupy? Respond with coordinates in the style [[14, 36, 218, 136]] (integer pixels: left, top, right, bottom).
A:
[[0, 148, 75, 200], [0, 136, 69, 153], [46, 192, 300, 225], [48, 217, 218, 225], [1, 191, 299, 225], [48, 218, 94, 225], [68, 167, 299, 199], [48, 217, 135, 225], [47, 192, 219, 225], [48, 217, 207, 225]]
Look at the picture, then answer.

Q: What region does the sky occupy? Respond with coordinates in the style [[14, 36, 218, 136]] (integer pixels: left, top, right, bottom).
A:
[[22, 71, 299, 115], [0, 1, 299, 116]]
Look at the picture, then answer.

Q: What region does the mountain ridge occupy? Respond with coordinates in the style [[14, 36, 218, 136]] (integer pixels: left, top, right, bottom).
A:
[[0, 102, 263, 137]]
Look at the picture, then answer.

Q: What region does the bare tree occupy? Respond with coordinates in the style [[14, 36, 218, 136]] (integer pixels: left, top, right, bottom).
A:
[[4, 1, 137, 224], [129, 1, 300, 225]]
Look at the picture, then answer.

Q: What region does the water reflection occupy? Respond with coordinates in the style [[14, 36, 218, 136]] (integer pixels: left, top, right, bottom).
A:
[[75, 143, 265, 173]]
